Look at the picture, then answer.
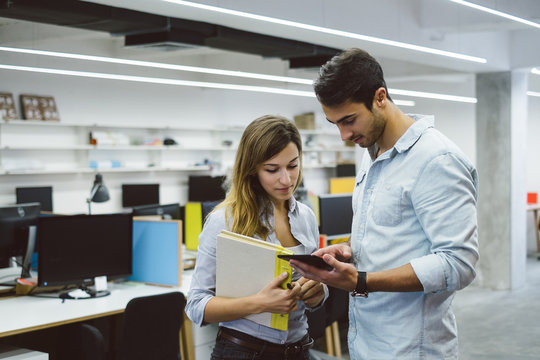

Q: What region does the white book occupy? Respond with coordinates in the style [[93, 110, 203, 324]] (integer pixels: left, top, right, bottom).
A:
[[215, 230, 294, 331]]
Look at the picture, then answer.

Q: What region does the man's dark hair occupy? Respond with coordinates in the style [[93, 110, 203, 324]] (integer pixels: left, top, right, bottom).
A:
[[313, 48, 392, 110]]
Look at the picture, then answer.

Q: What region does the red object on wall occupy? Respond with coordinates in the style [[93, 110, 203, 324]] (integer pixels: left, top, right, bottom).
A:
[[527, 192, 538, 204]]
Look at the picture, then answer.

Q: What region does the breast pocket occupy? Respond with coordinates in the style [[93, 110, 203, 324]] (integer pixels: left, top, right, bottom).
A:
[[372, 183, 403, 226]]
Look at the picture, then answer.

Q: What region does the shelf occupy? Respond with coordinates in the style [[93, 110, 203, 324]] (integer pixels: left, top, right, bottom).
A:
[[0, 120, 351, 177], [0, 165, 212, 175]]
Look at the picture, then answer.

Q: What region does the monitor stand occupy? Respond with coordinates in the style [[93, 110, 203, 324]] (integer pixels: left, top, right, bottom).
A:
[[58, 285, 110, 300], [0, 225, 37, 287]]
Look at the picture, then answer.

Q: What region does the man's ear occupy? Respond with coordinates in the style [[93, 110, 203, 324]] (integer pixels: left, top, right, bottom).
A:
[[373, 87, 387, 108]]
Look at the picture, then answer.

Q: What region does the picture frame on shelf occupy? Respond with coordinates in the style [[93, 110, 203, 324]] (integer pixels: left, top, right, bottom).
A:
[[0, 92, 18, 121], [20, 94, 60, 121]]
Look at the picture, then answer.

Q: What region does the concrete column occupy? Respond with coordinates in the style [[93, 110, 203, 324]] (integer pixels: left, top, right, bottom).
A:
[[476, 70, 528, 290]]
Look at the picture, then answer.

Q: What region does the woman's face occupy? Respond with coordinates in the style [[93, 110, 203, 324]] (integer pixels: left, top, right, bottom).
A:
[[257, 142, 300, 205]]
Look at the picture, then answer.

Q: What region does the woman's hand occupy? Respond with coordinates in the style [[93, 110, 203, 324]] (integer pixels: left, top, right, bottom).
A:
[[253, 272, 301, 314], [295, 277, 325, 308]]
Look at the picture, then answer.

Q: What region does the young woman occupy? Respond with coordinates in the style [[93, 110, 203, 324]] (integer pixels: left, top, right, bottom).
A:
[[185, 115, 326, 360]]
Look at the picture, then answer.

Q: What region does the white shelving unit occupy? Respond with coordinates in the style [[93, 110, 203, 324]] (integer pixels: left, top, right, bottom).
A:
[[0, 120, 354, 176]]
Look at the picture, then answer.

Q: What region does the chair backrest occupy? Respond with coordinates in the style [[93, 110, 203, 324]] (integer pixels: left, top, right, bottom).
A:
[[307, 286, 349, 340], [116, 291, 186, 360]]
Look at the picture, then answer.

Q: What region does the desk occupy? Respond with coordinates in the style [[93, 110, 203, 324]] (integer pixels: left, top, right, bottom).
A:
[[0, 268, 196, 359], [527, 204, 540, 256]]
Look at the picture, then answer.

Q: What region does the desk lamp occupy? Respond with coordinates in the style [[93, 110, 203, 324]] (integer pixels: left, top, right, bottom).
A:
[[87, 173, 110, 214]]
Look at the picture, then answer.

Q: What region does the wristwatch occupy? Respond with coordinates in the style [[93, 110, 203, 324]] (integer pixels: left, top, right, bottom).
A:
[[351, 271, 368, 297]]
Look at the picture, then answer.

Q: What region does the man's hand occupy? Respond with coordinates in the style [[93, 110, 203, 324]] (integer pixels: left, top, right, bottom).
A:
[[290, 252, 357, 292], [312, 243, 352, 262]]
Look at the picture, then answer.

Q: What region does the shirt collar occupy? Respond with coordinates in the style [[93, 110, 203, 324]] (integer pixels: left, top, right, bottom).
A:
[[368, 114, 434, 160]]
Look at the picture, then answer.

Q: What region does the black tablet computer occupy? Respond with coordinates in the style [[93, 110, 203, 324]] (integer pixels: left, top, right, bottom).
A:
[[277, 254, 333, 271]]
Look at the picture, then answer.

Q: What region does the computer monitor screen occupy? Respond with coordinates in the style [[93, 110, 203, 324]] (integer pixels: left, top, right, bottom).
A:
[[16, 186, 53, 212], [132, 203, 180, 220], [318, 194, 353, 237], [336, 164, 356, 177], [202, 200, 221, 223], [188, 175, 226, 202], [122, 184, 159, 207], [0, 202, 41, 270], [37, 213, 133, 289]]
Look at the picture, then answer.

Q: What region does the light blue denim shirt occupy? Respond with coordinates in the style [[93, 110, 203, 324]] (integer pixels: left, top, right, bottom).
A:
[[185, 196, 325, 344], [348, 115, 479, 360]]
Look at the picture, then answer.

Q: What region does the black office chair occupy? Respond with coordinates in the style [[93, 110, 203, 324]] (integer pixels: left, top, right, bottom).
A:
[[115, 291, 186, 360], [68, 292, 186, 360]]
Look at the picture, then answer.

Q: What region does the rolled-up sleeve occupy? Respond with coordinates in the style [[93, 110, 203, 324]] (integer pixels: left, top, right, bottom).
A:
[[410, 153, 479, 293], [185, 210, 226, 326]]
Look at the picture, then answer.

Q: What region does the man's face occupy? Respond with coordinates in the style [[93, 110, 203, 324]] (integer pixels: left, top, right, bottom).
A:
[[322, 100, 386, 148]]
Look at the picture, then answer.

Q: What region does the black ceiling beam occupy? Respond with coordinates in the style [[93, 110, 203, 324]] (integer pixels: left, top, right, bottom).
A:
[[0, 0, 168, 36], [0, 0, 340, 67]]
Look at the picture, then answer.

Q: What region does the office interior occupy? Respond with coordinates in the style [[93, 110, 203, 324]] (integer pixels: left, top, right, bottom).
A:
[[1, 0, 540, 359]]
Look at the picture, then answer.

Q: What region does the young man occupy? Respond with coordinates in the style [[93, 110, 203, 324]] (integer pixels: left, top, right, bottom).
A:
[[291, 48, 479, 359]]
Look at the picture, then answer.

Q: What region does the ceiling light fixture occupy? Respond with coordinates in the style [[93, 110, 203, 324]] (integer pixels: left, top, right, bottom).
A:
[[388, 88, 477, 103], [0, 63, 417, 106], [448, 0, 540, 30], [0, 64, 314, 97], [0, 46, 474, 103], [532, 68, 540, 75], [528, 91, 540, 98], [161, 0, 486, 64], [0, 46, 313, 85]]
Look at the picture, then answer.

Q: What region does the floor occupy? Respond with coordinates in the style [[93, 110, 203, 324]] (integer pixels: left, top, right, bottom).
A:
[[312, 256, 540, 360]]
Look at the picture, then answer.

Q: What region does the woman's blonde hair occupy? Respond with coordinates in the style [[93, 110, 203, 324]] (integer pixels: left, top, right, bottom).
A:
[[216, 115, 303, 239]]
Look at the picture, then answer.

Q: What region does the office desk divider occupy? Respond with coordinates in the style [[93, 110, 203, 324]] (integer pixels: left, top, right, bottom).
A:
[[130, 218, 182, 287], [185, 202, 202, 251]]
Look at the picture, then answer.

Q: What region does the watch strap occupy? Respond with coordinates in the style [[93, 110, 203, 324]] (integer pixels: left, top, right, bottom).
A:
[[351, 271, 368, 297]]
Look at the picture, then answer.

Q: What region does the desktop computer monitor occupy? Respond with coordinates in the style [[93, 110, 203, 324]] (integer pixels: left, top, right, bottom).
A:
[[0, 202, 41, 283], [122, 184, 159, 208], [131, 203, 180, 220], [37, 213, 133, 298], [16, 186, 53, 212], [188, 175, 226, 202], [336, 164, 356, 177], [318, 194, 353, 237]]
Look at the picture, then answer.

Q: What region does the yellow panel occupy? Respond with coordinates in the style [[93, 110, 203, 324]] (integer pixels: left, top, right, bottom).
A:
[[329, 177, 355, 194], [185, 202, 203, 251], [308, 194, 320, 226]]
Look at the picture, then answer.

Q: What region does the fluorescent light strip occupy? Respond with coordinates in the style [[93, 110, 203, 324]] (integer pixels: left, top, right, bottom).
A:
[[528, 91, 540, 98], [448, 0, 540, 29], [389, 88, 477, 103], [162, 0, 486, 64], [532, 68, 540, 75], [394, 100, 415, 107], [0, 46, 312, 85], [0, 63, 417, 106], [0, 64, 314, 97], [0, 46, 470, 103]]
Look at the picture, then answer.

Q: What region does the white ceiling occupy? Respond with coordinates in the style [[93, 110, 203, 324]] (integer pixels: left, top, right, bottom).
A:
[[1, 0, 540, 92], [82, 0, 540, 73]]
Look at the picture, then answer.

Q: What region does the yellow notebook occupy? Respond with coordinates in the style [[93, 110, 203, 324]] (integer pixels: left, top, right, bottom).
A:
[[215, 230, 294, 331]]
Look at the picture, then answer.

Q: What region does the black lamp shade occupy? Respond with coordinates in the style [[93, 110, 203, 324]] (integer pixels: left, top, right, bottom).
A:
[[89, 174, 110, 203]]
